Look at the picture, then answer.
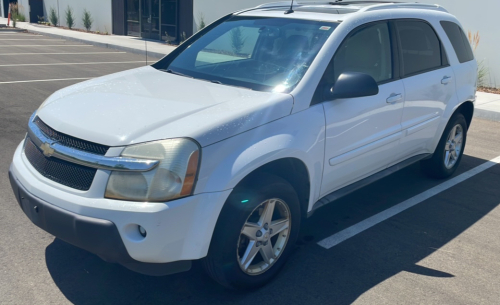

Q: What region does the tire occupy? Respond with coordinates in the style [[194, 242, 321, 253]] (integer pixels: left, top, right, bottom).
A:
[[202, 174, 301, 290], [421, 113, 467, 179]]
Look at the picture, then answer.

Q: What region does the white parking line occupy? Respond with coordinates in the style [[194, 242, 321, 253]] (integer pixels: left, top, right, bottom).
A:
[[0, 61, 144, 67], [0, 77, 91, 85], [317, 155, 500, 249], [0, 52, 127, 56], [0, 39, 65, 41], [0, 45, 92, 47]]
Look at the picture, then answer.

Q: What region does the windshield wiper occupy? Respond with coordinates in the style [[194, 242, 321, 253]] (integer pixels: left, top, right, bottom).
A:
[[161, 69, 193, 78]]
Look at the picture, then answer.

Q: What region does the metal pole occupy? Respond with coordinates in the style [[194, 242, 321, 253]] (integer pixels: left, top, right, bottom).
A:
[[57, 0, 59, 26]]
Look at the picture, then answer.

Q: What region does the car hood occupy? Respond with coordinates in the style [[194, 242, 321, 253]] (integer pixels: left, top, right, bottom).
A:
[[37, 66, 293, 147]]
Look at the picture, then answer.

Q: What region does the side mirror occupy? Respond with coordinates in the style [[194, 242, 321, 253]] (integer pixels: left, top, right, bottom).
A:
[[324, 72, 379, 101]]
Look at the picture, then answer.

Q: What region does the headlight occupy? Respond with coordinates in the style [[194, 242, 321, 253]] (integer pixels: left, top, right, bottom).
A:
[[105, 138, 200, 202]]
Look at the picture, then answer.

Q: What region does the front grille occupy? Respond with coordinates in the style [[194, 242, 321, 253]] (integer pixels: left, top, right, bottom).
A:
[[24, 138, 97, 191], [34, 117, 109, 155]]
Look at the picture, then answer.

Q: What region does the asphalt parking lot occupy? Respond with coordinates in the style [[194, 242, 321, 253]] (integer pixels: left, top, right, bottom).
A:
[[1, 32, 500, 305]]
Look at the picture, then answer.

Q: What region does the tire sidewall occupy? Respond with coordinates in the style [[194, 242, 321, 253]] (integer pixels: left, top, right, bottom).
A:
[[206, 175, 301, 289], [434, 114, 468, 176]]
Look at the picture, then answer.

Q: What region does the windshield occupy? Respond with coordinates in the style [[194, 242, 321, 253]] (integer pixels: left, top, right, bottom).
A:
[[154, 16, 338, 92]]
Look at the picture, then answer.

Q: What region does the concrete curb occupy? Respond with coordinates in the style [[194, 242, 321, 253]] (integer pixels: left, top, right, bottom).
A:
[[23, 28, 167, 59], [474, 109, 500, 122], [0, 28, 27, 32]]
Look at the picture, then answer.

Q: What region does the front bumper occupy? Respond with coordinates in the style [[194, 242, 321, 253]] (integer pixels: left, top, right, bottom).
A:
[[9, 171, 190, 276], [9, 141, 232, 275]]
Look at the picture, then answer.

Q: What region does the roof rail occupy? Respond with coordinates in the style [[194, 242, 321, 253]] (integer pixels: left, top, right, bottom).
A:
[[255, 1, 349, 9], [359, 3, 448, 13]]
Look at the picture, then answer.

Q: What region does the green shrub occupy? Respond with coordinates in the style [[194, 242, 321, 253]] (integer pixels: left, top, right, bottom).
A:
[[468, 31, 490, 87], [82, 9, 93, 32], [198, 13, 206, 31], [230, 27, 247, 54], [65, 6, 75, 29], [10, 4, 25, 26], [49, 7, 58, 26]]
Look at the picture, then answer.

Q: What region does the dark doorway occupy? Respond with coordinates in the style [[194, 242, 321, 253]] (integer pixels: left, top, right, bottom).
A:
[[127, 0, 140, 36], [3, 0, 11, 18], [141, 0, 160, 40], [28, 0, 43, 23]]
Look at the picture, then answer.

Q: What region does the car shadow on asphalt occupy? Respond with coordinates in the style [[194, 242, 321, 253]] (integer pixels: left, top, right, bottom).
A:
[[44, 154, 500, 305]]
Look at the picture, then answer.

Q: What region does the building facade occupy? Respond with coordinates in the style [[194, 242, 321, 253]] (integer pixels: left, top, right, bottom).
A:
[[4, 0, 499, 86]]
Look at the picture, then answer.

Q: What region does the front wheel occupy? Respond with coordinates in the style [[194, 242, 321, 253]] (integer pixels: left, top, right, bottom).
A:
[[421, 113, 467, 178], [203, 174, 301, 289]]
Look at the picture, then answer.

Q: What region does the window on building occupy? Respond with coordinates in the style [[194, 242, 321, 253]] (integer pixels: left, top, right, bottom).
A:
[[396, 20, 445, 76], [440, 21, 474, 63]]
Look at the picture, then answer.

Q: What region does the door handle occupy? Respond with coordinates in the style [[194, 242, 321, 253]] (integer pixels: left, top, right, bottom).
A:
[[441, 76, 452, 85], [386, 93, 403, 104]]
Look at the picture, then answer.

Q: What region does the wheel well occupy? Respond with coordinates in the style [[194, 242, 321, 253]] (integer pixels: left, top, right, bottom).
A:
[[456, 101, 474, 130], [238, 158, 311, 219]]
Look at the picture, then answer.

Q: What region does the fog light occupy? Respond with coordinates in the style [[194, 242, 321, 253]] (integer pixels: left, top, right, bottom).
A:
[[138, 226, 147, 237]]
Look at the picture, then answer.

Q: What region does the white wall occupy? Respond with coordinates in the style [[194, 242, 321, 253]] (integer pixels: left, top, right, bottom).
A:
[[418, 0, 500, 87], [193, 0, 500, 87], [18, 0, 112, 33], [193, 0, 267, 31]]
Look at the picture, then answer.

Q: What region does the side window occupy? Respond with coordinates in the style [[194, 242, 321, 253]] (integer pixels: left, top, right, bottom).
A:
[[333, 22, 392, 83], [396, 20, 445, 76], [440, 21, 474, 63]]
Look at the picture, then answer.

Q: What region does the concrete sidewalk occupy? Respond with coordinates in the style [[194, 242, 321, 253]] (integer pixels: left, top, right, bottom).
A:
[[475, 91, 500, 121], [0, 17, 175, 58]]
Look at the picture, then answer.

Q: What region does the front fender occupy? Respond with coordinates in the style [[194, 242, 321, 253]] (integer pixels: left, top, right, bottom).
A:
[[194, 104, 326, 212]]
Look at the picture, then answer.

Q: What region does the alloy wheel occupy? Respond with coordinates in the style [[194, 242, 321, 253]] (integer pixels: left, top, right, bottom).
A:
[[237, 198, 291, 275], [444, 124, 464, 169]]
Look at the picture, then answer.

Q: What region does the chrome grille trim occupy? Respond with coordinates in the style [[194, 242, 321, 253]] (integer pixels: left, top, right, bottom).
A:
[[27, 112, 159, 172], [34, 117, 109, 155]]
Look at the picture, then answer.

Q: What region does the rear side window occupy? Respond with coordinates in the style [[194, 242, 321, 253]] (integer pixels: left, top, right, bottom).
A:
[[396, 20, 445, 76], [440, 21, 474, 63]]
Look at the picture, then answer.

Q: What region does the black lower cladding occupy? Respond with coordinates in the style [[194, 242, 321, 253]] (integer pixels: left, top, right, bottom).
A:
[[24, 138, 96, 191], [8, 171, 192, 276]]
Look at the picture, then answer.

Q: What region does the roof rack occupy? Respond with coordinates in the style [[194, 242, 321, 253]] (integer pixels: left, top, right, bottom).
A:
[[359, 3, 448, 13], [243, 1, 448, 15]]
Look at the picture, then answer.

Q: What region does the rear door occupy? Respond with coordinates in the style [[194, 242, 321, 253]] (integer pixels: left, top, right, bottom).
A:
[[319, 21, 405, 196], [394, 20, 456, 162]]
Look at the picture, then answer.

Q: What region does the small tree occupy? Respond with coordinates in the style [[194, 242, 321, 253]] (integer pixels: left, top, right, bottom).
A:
[[230, 27, 247, 55], [82, 9, 93, 32], [468, 31, 489, 88], [49, 7, 58, 26], [198, 13, 206, 31], [65, 6, 75, 29]]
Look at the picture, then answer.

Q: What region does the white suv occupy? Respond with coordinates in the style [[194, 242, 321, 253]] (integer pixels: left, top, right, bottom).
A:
[[9, 1, 477, 289]]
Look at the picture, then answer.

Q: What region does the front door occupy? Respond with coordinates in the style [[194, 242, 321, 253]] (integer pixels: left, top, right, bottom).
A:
[[141, 0, 160, 40], [28, 0, 43, 23], [320, 21, 405, 196]]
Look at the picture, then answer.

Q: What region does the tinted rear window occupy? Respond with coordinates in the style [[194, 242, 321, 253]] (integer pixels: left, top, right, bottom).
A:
[[396, 21, 445, 76], [440, 21, 474, 63]]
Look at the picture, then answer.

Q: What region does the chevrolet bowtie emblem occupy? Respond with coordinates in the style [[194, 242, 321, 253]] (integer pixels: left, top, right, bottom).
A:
[[40, 142, 55, 158]]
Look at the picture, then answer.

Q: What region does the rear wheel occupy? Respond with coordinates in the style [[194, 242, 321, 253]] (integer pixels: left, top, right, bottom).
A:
[[421, 113, 467, 178], [203, 174, 301, 289]]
